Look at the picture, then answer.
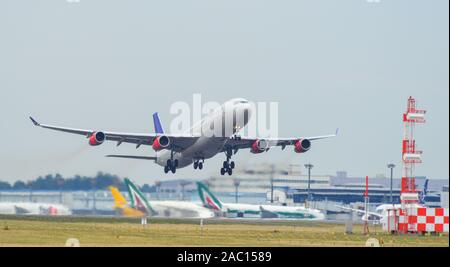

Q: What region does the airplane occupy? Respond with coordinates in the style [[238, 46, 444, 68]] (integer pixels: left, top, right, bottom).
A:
[[339, 202, 426, 224], [197, 182, 325, 220], [29, 98, 337, 175], [337, 179, 429, 223], [110, 178, 214, 219], [109, 186, 147, 217], [0, 202, 71, 216]]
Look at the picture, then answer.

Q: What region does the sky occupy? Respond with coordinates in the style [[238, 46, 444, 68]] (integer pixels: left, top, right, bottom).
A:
[[0, 0, 448, 184]]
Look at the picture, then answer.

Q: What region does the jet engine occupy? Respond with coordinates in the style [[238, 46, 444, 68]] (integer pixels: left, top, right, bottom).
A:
[[152, 135, 171, 151], [88, 131, 106, 146], [251, 139, 269, 154], [294, 139, 311, 153]]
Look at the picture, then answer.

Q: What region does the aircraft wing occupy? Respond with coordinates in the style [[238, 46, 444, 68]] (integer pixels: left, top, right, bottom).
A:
[[259, 206, 279, 219], [223, 128, 339, 152], [335, 205, 383, 219], [14, 205, 33, 215], [29, 117, 198, 151]]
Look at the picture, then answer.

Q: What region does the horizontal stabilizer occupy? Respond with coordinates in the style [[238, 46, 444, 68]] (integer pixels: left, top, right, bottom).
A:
[[106, 155, 157, 160]]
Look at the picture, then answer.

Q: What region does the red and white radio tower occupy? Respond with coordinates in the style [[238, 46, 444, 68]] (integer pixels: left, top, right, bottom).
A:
[[400, 96, 426, 231], [363, 175, 369, 235]]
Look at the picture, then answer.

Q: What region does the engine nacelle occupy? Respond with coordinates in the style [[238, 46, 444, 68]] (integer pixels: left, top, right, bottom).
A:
[[88, 131, 105, 146], [251, 139, 269, 154], [294, 139, 311, 153], [152, 135, 171, 151]]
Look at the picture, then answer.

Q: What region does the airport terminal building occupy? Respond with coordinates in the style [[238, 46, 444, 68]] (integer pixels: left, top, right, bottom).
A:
[[203, 165, 447, 207], [0, 164, 448, 216]]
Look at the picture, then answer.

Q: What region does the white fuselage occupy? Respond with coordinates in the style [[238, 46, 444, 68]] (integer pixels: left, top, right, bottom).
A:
[[221, 203, 262, 218], [219, 202, 325, 220], [361, 203, 425, 223], [260, 204, 326, 220], [150, 201, 215, 219], [155, 99, 251, 168]]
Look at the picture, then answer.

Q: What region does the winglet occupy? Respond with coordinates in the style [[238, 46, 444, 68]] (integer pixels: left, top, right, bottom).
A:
[[335, 128, 339, 136], [29, 116, 40, 126], [152, 112, 164, 134]]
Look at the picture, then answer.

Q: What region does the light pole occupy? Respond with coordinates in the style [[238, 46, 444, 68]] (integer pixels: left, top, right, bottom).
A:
[[304, 163, 314, 206], [91, 179, 97, 214], [387, 163, 396, 204], [180, 181, 190, 201], [233, 179, 240, 203], [155, 180, 162, 200], [270, 164, 275, 203]]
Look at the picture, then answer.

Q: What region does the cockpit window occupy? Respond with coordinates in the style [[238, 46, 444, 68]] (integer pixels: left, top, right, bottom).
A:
[[234, 100, 249, 104]]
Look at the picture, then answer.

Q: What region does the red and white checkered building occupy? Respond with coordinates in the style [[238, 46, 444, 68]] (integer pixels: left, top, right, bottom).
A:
[[384, 97, 448, 234], [386, 207, 449, 233]]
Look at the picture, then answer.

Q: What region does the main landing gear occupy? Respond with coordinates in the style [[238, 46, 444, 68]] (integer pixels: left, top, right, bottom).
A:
[[220, 148, 235, 176], [164, 159, 178, 174], [164, 150, 178, 174], [193, 159, 204, 170]]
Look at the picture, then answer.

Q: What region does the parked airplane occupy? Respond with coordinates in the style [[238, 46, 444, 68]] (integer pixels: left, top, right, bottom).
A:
[[109, 186, 147, 217], [337, 180, 429, 223], [30, 98, 337, 175], [110, 178, 214, 219], [197, 182, 325, 220], [0, 202, 71, 216]]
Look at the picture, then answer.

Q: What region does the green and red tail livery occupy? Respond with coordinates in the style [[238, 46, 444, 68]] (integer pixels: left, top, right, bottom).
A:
[[196, 182, 223, 211]]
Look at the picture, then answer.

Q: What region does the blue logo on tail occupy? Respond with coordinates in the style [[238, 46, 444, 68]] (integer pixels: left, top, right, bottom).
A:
[[419, 179, 428, 204], [152, 112, 164, 134]]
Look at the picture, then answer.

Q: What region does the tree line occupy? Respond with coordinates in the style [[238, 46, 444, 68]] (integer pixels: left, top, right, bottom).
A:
[[0, 172, 155, 192]]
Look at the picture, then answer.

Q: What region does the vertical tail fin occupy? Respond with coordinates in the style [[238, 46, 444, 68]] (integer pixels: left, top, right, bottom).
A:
[[196, 182, 223, 210], [152, 112, 164, 134], [419, 179, 429, 204], [124, 178, 156, 215], [109, 186, 128, 209]]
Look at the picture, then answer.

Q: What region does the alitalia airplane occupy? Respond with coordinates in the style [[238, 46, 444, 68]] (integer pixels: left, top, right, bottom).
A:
[[110, 178, 214, 219], [30, 98, 337, 175], [197, 182, 325, 220]]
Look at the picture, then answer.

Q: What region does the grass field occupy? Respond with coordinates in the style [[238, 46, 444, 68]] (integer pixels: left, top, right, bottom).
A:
[[0, 215, 448, 247]]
